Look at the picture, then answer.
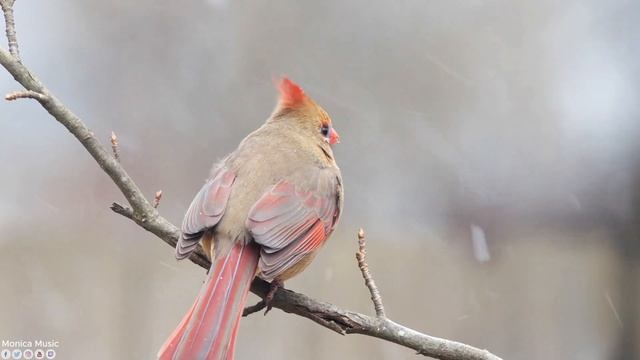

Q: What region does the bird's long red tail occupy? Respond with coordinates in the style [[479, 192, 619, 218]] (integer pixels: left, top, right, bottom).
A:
[[158, 243, 260, 360]]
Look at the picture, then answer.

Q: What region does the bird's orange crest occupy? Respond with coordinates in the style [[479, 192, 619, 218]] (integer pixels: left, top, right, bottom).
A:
[[277, 77, 307, 108]]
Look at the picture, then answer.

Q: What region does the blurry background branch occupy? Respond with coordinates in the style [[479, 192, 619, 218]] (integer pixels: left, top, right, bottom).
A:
[[0, 2, 504, 360]]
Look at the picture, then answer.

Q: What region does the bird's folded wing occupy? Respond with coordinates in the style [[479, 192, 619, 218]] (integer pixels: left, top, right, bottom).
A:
[[246, 169, 341, 280], [176, 169, 236, 259]]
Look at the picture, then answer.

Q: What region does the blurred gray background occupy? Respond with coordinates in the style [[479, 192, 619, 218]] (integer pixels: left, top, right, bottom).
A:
[[1, 1, 639, 359]]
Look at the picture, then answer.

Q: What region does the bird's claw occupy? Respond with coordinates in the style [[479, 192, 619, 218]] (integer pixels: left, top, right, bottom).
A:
[[263, 279, 283, 316]]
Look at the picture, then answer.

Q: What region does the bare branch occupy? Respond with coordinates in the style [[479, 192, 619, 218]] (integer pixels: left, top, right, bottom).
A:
[[110, 131, 120, 161], [0, 17, 503, 360], [356, 228, 386, 317], [5, 89, 47, 102], [0, 0, 20, 61], [249, 277, 502, 360], [0, 47, 158, 223]]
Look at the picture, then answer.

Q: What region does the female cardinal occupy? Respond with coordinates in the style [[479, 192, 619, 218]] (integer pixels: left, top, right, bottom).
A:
[[158, 77, 343, 360]]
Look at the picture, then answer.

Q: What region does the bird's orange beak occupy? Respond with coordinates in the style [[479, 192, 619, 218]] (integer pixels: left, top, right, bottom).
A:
[[329, 127, 340, 145]]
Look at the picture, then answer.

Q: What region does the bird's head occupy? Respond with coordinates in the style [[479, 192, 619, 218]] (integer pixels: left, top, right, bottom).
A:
[[271, 77, 340, 146]]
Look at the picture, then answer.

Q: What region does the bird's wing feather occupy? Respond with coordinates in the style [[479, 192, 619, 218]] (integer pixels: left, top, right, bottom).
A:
[[176, 169, 236, 259], [246, 168, 341, 280]]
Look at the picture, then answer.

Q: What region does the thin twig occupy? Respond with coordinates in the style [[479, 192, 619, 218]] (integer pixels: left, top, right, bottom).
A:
[[0, 0, 20, 61], [242, 300, 266, 317], [153, 190, 163, 209], [110, 131, 120, 161], [5, 89, 47, 102], [356, 228, 386, 317], [0, 19, 503, 360], [110, 202, 134, 219]]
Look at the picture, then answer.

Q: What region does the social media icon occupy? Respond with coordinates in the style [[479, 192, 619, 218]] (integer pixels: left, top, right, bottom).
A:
[[44, 350, 55, 360], [23, 349, 34, 360], [1, 349, 10, 360], [34, 349, 45, 359], [12, 349, 22, 359]]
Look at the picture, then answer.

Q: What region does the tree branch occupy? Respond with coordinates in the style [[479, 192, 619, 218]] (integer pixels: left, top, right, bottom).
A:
[[250, 277, 500, 360], [0, 0, 19, 61], [0, 5, 502, 360]]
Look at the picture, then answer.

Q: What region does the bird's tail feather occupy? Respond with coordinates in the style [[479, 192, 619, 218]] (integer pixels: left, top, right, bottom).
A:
[[158, 242, 259, 360]]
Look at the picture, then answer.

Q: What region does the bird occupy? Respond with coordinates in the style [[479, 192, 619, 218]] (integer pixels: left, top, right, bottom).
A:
[[158, 77, 343, 360]]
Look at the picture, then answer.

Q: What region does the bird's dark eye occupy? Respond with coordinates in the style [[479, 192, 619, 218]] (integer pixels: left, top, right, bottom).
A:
[[321, 125, 329, 137]]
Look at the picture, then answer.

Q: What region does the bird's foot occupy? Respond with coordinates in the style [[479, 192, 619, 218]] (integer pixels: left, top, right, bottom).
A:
[[264, 279, 284, 315]]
